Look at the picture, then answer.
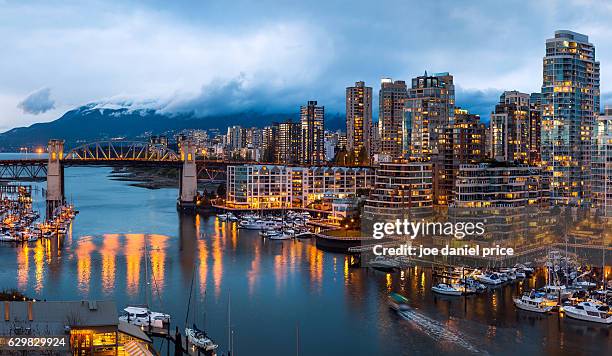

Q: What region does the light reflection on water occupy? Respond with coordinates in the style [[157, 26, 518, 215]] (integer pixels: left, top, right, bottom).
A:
[[0, 165, 610, 355]]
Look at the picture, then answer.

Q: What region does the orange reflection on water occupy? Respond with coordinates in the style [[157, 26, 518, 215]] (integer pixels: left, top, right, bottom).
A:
[[212, 235, 223, 297], [247, 243, 260, 296], [308, 245, 323, 292], [197, 239, 208, 297], [125, 234, 145, 297], [75, 237, 96, 294], [33, 242, 44, 293], [100, 234, 120, 295], [148, 234, 168, 292], [16, 244, 29, 289]]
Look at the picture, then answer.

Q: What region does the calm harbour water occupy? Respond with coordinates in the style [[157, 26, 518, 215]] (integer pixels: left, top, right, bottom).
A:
[[0, 162, 610, 355]]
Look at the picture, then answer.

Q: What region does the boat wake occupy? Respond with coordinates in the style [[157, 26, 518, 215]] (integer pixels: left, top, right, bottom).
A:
[[398, 309, 487, 355]]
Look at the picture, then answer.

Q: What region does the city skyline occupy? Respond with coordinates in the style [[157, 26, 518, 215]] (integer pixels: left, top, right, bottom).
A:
[[2, 1, 612, 131]]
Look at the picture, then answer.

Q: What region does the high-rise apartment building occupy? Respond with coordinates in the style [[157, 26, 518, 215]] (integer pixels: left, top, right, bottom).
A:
[[403, 72, 455, 160], [541, 30, 600, 205], [378, 78, 407, 158], [274, 120, 300, 164], [593, 108, 612, 218], [490, 91, 530, 163], [436, 108, 487, 205], [529, 92, 543, 164], [346, 81, 373, 164], [262, 126, 277, 162], [300, 101, 325, 165]]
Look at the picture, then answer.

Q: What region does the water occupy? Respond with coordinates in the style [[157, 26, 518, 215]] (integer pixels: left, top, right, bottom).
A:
[[0, 165, 611, 355]]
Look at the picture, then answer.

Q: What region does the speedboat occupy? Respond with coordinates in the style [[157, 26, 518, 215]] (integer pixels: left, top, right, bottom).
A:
[[513, 291, 556, 313], [431, 283, 467, 296], [563, 301, 612, 324], [388, 293, 410, 312], [185, 325, 219, 351], [119, 306, 171, 329], [475, 272, 503, 285]]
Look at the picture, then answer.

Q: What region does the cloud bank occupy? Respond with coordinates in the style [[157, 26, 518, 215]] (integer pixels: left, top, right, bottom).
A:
[[17, 88, 55, 115], [1, 0, 612, 130]]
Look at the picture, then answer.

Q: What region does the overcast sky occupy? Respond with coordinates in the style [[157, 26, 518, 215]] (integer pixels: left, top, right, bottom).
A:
[[0, 0, 611, 131]]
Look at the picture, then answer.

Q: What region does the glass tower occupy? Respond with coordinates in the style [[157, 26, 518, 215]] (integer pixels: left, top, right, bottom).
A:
[[541, 30, 600, 205]]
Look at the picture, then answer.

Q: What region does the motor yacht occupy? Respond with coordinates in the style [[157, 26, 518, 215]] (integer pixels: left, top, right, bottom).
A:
[[563, 301, 612, 324], [431, 283, 468, 296], [475, 272, 503, 285], [513, 291, 556, 313], [119, 306, 171, 329]]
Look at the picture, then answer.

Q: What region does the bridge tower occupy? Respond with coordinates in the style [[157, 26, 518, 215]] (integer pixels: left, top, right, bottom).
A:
[[177, 139, 198, 211], [46, 139, 65, 217]]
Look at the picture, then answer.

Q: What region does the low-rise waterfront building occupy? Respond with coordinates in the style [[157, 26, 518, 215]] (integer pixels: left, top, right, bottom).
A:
[[226, 165, 373, 209], [363, 161, 433, 219], [453, 162, 549, 208]]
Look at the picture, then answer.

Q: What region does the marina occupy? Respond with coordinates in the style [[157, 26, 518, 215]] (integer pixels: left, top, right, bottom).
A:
[[0, 166, 610, 355]]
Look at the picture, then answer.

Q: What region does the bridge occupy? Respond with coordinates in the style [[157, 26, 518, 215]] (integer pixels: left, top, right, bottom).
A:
[[0, 139, 237, 216]]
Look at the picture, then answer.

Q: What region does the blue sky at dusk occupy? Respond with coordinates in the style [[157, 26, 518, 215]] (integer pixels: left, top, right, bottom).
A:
[[0, 0, 610, 130]]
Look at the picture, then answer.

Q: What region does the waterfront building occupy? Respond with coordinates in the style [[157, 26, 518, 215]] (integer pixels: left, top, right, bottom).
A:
[[541, 30, 600, 205], [0, 300, 153, 355], [490, 91, 531, 163], [226, 165, 373, 209], [378, 78, 407, 158], [593, 108, 612, 218], [300, 100, 325, 165], [403, 71, 455, 160], [346, 81, 373, 164], [453, 162, 549, 208], [274, 120, 300, 164], [435, 108, 487, 205], [363, 161, 433, 219]]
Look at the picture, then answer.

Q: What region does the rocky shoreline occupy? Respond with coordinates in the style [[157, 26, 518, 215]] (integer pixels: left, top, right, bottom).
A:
[[108, 166, 179, 189]]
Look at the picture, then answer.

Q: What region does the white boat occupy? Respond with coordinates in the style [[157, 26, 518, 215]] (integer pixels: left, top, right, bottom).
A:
[[564, 302, 612, 324], [572, 280, 597, 290], [239, 219, 279, 230], [119, 306, 171, 329], [515, 269, 527, 278], [185, 325, 219, 351], [267, 232, 292, 240], [513, 291, 556, 313], [475, 272, 503, 285], [0, 234, 16, 242], [461, 278, 487, 292], [216, 213, 228, 221], [431, 283, 465, 296]]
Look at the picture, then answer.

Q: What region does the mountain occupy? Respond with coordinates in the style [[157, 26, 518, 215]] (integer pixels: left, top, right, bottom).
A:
[[0, 104, 346, 150]]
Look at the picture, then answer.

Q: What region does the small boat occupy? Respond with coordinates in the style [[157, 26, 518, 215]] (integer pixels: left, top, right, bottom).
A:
[[461, 278, 487, 292], [388, 293, 410, 312], [368, 256, 400, 272], [216, 213, 228, 221], [563, 301, 612, 324], [571, 280, 597, 291], [513, 291, 555, 313], [540, 285, 572, 300], [119, 306, 171, 329], [267, 232, 292, 240], [475, 272, 503, 285], [431, 283, 465, 296], [239, 220, 279, 230], [185, 325, 219, 352]]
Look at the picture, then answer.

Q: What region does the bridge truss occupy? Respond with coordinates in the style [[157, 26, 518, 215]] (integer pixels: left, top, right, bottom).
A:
[[66, 141, 180, 161], [0, 160, 47, 180]]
